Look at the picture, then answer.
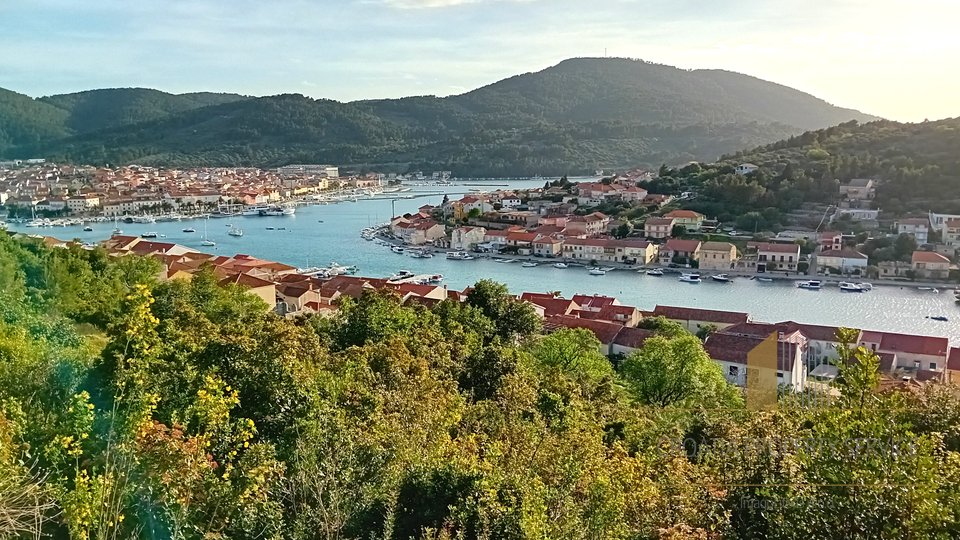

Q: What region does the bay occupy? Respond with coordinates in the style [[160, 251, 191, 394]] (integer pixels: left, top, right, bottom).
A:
[[9, 179, 958, 342]]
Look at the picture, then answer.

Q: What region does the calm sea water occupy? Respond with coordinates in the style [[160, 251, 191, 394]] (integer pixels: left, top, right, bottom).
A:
[[9, 179, 959, 342]]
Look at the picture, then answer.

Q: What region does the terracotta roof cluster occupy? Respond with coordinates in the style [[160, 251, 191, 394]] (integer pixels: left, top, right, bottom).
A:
[[653, 305, 749, 325]]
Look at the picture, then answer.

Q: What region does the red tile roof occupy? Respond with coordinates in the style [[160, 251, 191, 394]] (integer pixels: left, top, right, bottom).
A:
[[663, 239, 701, 252], [704, 332, 798, 371], [572, 294, 618, 311], [664, 210, 704, 219], [544, 315, 623, 344], [612, 327, 655, 349], [776, 321, 854, 342], [652, 305, 749, 325], [877, 331, 949, 357], [947, 347, 960, 371], [755, 242, 801, 254], [911, 251, 949, 264]]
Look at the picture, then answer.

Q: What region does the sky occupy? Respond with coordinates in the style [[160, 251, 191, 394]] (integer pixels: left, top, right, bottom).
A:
[[1, 0, 958, 122]]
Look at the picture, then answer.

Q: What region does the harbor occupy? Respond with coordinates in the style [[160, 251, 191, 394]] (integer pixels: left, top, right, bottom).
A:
[[5, 179, 959, 341]]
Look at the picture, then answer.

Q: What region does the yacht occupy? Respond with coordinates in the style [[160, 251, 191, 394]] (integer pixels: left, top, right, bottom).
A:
[[133, 215, 156, 224], [839, 282, 864, 292], [281, 204, 296, 215], [679, 273, 702, 283], [553, 262, 569, 269], [521, 262, 538, 268], [588, 268, 606, 276], [140, 232, 159, 239], [389, 270, 415, 281], [228, 225, 243, 237], [646, 268, 664, 276], [796, 280, 822, 290], [710, 274, 732, 283], [242, 205, 269, 216], [447, 251, 475, 260]]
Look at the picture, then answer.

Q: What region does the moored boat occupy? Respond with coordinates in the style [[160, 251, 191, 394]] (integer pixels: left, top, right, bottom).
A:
[[926, 315, 949, 322], [553, 262, 569, 269], [646, 268, 664, 276], [182, 227, 196, 233], [391, 246, 404, 254], [588, 268, 606, 276], [141, 232, 159, 238], [797, 280, 822, 290], [710, 274, 731, 283], [679, 273, 702, 283], [521, 262, 538, 268], [839, 282, 864, 292], [447, 251, 475, 260]]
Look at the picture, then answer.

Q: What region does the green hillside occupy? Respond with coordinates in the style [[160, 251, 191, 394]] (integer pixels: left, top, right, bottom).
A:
[[39, 88, 248, 134], [0, 58, 878, 174]]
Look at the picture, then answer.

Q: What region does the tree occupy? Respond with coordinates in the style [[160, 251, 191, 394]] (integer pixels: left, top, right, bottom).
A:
[[893, 233, 918, 260], [620, 335, 741, 408], [671, 224, 687, 238], [530, 329, 613, 385], [613, 222, 632, 239], [466, 280, 541, 341]]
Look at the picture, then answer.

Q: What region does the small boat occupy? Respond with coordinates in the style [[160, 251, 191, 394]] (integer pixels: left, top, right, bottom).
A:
[[112, 228, 123, 235], [201, 240, 216, 247], [427, 274, 444, 284], [918, 286, 939, 293], [588, 268, 606, 276], [391, 246, 404, 254], [228, 227, 243, 237], [141, 232, 159, 239], [409, 249, 433, 259], [797, 280, 822, 290], [756, 276, 774, 282], [857, 283, 873, 291], [389, 270, 415, 281], [646, 268, 664, 276], [182, 228, 196, 233], [679, 273, 702, 283], [446, 251, 475, 260], [553, 262, 569, 269], [710, 274, 731, 283], [521, 262, 538, 268], [266, 227, 275, 230], [839, 282, 864, 292], [926, 316, 949, 322], [83, 226, 93, 232]]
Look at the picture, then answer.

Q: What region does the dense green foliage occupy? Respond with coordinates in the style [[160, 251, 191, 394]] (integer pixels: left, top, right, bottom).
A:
[[1, 233, 960, 538], [642, 117, 960, 227], [723, 118, 960, 216], [0, 58, 874, 174]]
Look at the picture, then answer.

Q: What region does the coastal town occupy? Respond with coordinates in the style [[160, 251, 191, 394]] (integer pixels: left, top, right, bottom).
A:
[[4, 160, 959, 294], [9, 230, 958, 395]]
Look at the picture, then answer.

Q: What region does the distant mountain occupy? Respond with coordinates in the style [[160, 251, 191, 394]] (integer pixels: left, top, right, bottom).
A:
[[39, 88, 248, 134], [0, 58, 879, 174]]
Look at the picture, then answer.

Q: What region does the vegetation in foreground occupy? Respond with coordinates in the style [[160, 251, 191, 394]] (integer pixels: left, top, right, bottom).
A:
[[1, 233, 959, 539]]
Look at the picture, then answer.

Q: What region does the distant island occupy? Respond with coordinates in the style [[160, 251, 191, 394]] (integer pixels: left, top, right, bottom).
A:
[[0, 57, 878, 175]]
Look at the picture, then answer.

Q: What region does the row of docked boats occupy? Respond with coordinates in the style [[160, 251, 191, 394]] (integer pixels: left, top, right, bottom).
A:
[[795, 280, 874, 292], [387, 270, 444, 285]]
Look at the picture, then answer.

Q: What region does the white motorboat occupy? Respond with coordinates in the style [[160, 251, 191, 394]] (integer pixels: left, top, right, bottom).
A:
[[756, 276, 774, 282], [83, 226, 93, 232], [797, 280, 822, 290], [588, 268, 606, 276], [228, 226, 243, 237], [710, 274, 731, 283], [918, 286, 939, 293], [857, 282, 873, 291], [201, 239, 216, 247], [839, 282, 864, 292], [679, 273, 702, 283], [140, 232, 159, 239], [182, 227, 196, 233], [389, 270, 415, 281], [553, 262, 569, 269], [409, 249, 433, 259], [446, 251, 475, 260], [646, 268, 664, 276], [521, 262, 538, 268], [391, 246, 405, 254]]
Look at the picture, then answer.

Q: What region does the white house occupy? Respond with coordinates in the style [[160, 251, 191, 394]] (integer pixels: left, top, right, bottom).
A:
[[704, 332, 807, 392], [895, 218, 930, 244], [735, 163, 759, 175], [816, 249, 868, 274], [450, 226, 487, 250]]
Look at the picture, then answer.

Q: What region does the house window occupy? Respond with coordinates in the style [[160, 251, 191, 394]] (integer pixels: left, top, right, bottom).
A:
[[729, 366, 739, 377], [930, 362, 937, 370]]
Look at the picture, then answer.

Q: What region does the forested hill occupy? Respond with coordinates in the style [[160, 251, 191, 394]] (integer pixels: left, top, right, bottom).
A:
[[0, 58, 877, 174], [722, 117, 960, 215]]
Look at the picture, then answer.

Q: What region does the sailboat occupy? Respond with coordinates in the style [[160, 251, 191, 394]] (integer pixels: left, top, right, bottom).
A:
[[201, 218, 216, 247], [112, 216, 122, 235], [228, 224, 244, 237]]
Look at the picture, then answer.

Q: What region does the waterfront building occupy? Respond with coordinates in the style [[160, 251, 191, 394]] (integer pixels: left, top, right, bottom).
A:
[[698, 241, 738, 271], [911, 250, 950, 279], [643, 217, 675, 239]]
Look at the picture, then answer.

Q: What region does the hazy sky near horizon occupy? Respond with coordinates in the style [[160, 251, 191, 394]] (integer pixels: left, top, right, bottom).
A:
[[2, 0, 957, 122]]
